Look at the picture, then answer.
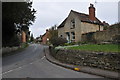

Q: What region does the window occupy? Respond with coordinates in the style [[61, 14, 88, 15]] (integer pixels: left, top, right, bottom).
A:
[[71, 32, 75, 40], [70, 19, 75, 29], [66, 32, 70, 43], [60, 35, 63, 37]]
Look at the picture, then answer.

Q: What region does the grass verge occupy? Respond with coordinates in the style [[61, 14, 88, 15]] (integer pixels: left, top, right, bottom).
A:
[[67, 44, 119, 53]]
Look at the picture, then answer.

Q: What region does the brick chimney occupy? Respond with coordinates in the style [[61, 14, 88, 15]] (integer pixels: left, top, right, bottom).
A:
[[89, 4, 96, 21], [21, 30, 26, 43], [46, 29, 48, 32]]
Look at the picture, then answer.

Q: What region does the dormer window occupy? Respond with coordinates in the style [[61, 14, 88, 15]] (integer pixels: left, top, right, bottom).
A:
[[70, 19, 75, 29], [94, 21, 97, 23]]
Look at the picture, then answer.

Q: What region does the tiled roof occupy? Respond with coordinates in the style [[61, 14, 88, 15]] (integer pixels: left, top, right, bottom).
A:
[[58, 10, 103, 28], [58, 18, 68, 28]]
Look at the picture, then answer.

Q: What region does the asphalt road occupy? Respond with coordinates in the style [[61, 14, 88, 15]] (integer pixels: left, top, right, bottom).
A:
[[2, 44, 104, 78]]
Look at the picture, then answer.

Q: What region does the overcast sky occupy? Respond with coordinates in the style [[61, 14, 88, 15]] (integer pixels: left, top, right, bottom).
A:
[[30, 0, 119, 38]]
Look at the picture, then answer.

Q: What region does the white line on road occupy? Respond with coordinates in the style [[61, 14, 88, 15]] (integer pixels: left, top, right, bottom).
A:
[[2, 56, 46, 75], [2, 66, 22, 75], [41, 56, 45, 60], [29, 63, 33, 64]]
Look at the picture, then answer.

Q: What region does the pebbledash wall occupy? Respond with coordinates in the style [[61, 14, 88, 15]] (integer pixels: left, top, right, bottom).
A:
[[81, 23, 120, 43]]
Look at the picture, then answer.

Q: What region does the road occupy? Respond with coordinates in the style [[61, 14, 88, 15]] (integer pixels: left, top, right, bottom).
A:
[[2, 44, 104, 78]]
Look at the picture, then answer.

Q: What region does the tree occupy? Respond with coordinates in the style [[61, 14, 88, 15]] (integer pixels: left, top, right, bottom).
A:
[[2, 1, 36, 47], [48, 25, 67, 47], [50, 37, 67, 47], [49, 25, 58, 38], [30, 33, 34, 42]]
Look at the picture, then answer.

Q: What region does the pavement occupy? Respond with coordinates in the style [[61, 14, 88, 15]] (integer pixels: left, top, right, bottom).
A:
[[44, 47, 120, 80]]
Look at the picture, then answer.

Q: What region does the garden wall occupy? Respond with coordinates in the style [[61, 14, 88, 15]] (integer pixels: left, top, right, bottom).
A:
[[50, 48, 120, 72], [81, 24, 120, 43]]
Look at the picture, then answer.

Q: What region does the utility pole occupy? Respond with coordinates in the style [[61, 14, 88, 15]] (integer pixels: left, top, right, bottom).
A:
[[94, 0, 97, 7]]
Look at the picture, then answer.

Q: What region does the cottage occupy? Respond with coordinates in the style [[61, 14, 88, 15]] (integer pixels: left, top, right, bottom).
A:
[[58, 4, 106, 43]]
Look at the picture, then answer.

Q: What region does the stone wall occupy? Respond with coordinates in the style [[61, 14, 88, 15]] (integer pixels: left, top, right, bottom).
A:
[[50, 48, 120, 72], [81, 22, 103, 34], [2, 47, 19, 56], [81, 24, 120, 43]]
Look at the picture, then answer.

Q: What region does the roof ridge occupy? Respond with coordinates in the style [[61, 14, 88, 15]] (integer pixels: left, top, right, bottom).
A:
[[58, 10, 104, 28], [71, 10, 89, 16], [71, 9, 103, 24]]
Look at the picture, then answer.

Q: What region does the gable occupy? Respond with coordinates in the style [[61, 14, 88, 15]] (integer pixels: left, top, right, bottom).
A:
[[58, 10, 81, 28]]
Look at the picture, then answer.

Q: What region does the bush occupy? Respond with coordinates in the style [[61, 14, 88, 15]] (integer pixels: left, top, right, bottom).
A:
[[21, 43, 29, 48], [2, 34, 20, 47], [49, 37, 67, 47], [64, 42, 76, 46], [77, 41, 88, 45]]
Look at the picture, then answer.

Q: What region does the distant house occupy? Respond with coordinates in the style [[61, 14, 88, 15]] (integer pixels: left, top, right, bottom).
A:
[[36, 35, 42, 43], [41, 29, 50, 44], [17, 29, 30, 43], [58, 4, 108, 43]]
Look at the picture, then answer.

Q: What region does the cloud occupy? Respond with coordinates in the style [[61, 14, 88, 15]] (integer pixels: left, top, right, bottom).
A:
[[31, 1, 118, 38]]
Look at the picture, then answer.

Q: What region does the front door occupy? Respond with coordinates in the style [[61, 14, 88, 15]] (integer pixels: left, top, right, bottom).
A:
[[66, 32, 70, 43]]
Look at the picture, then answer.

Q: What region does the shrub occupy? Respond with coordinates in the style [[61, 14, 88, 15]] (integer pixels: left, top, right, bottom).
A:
[[64, 42, 76, 46], [77, 41, 88, 45], [49, 37, 67, 47]]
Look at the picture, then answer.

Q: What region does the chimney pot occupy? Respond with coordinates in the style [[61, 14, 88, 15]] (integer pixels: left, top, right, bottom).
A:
[[90, 4, 94, 7], [46, 29, 48, 32], [103, 21, 106, 23]]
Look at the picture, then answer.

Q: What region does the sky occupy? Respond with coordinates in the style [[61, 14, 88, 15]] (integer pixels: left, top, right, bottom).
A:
[[29, 0, 119, 38]]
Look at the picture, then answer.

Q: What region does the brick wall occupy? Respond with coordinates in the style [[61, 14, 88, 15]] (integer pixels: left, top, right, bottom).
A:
[[21, 31, 26, 43], [42, 30, 49, 44]]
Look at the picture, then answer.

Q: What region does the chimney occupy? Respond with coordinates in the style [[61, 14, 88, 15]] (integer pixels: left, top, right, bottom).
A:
[[89, 4, 96, 21], [46, 29, 48, 32]]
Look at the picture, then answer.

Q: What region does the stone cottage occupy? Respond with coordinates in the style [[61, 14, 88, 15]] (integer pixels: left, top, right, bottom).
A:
[[58, 4, 106, 43]]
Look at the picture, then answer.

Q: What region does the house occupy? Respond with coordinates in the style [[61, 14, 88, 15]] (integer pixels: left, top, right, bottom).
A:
[[41, 29, 50, 44], [35, 35, 42, 43], [58, 4, 107, 43], [17, 29, 30, 43]]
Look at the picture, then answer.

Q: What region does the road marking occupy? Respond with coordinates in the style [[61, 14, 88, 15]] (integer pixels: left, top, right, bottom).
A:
[[41, 56, 45, 60], [30, 63, 33, 64], [2, 70, 13, 74], [2, 56, 45, 75], [2, 66, 22, 75]]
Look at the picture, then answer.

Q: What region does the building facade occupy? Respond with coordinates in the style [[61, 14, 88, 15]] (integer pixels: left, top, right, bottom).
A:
[[41, 29, 50, 44], [21, 30, 26, 43], [58, 4, 105, 43]]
